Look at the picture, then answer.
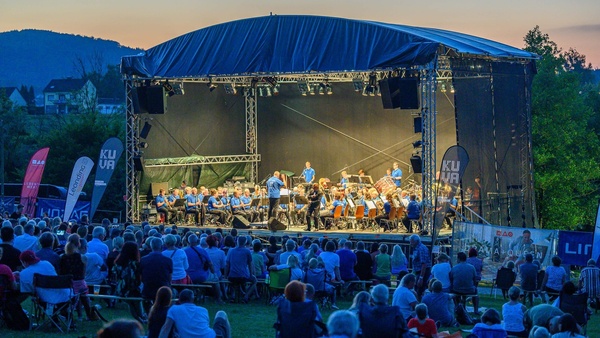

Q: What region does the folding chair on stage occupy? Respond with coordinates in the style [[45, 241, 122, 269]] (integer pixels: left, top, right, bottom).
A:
[[32, 273, 79, 332]]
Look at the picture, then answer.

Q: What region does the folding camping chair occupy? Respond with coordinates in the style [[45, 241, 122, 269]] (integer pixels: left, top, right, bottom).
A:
[[32, 273, 79, 332]]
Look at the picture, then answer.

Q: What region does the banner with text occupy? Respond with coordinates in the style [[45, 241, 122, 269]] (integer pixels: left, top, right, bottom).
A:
[[36, 198, 90, 221], [63, 156, 94, 222], [20, 147, 50, 217], [90, 137, 124, 220], [557, 230, 593, 266], [432, 145, 469, 244], [453, 221, 557, 282]]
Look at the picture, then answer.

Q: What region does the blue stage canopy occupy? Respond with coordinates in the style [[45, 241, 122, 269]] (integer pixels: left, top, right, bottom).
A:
[[121, 15, 537, 78]]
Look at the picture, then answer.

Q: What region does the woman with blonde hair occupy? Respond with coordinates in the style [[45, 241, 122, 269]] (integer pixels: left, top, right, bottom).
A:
[[391, 245, 408, 277]]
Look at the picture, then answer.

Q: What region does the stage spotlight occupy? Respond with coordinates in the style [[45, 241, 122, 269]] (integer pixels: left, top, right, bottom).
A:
[[352, 78, 363, 92], [368, 73, 377, 87], [138, 142, 149, 149], [207, 81, 217, 92], [163, 81, 175, 97], [244, 87, 255, 97], [258, 87, 266, 97], [297, 81, 308, 96], [309, 84, 317, 96], [266, 87, 272, 97], [450, 84, 456, 93], [224, 83, 237, 95], [272, 86, 280, 96], [326, 84, 333, 95], [318, 83, 325, 95], [412, 140, 423, 148], [440, 83, 447, 93]]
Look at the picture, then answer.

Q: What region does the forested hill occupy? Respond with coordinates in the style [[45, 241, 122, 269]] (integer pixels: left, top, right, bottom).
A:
[[0, 29, 143, 94]]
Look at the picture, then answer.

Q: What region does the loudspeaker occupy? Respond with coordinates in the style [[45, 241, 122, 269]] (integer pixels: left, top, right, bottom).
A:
[[133, 156, 144, 172], [140, 122, 152, 139], [232, 215, 250, 229], [413, 117, 422, 133], [267, 217, 287, 231], [410, 156, 422, 174], [134, 86, 167, 114], [379, 77, 420, 109]]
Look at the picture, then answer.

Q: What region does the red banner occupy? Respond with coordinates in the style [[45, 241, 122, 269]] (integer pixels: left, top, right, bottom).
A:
[[20, 147, 50, 217]]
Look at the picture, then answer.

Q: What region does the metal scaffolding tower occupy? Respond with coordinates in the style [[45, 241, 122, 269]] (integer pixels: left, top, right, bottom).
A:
[[420, 60, 438, 234]]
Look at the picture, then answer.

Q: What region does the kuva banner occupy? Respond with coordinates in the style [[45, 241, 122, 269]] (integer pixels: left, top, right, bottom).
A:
[[432, 145, 469, 244], [20, 147, 50, 217], [90, 137, 124, 220], [557, 230, 593, 266], [36, 198, 90, 221], [63, 156, 94, 222]]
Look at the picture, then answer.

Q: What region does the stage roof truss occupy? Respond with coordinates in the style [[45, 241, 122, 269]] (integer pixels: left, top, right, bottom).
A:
[[143, 154, 261, 168]]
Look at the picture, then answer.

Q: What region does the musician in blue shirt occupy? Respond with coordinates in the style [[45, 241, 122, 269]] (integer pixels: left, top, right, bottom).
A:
[[302, 162, 315, 185], [207, 189, 227, 224], [167, 188, 183, 223], [241, 189, 258, 222], [230, 189, 249, 220], [266, 171, 285, 219], [155, 189, 171, 223], [339, 170, 349, 189], [392, 162, 403, 187], [184, 187, 200, 224], [402, 194, 421, 233]]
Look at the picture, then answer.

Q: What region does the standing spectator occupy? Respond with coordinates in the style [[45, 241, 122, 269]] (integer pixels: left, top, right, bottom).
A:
[[225, 236, 257, 303], [422, 280, 457, 327], [81, 238, 106, 286], [579, 258, 600, 303], [88, 226, 109, 261], [392, 273, 418, 322], [450, 251, 479, 314], [162, 234, 190, 284], [373, 243, 392, 286], [107, 236, 124, 284], [320, 241, 342, 283], [519, 254, 539, 307], [410, 234, 431, 297], [407, 303, 438, 338], [58, 234, 94, 321], [541, 255, 568, 302], [147, 286, 172, 338], [13, 222, 39, 252], [431, 253, 452, 292], [354, 241, 373, 280], [502, 286, 527, 337], [36, 232, 60, 270], [337, 240, 358, 281], [141, 238, 173, 314], [113, 242, 145, 322]]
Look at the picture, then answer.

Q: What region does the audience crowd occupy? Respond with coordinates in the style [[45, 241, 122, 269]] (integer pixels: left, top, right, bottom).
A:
[[0, 212, 597, 337]]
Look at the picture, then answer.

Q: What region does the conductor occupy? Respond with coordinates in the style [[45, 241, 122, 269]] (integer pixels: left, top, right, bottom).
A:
[[266, 170, 286, 220]]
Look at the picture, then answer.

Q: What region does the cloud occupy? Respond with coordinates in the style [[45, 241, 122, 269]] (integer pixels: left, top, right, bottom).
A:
[[552, 24, 600, 34]]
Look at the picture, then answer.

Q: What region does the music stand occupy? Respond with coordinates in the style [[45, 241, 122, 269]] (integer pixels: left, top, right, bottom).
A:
[[260, 198, 270, 206], [360, 175, 374, 185], [250, 198, 260, 207], [292, 176, 306, 186], [202, 195, 210, 204], [365, 200, 376, 210], [349, 175, 361, 183], [173, 199, 186, 208], [280, 196, 290, 205]]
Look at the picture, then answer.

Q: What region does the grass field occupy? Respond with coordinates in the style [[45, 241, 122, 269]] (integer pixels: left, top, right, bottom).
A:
[[1, 293, 598, 337]]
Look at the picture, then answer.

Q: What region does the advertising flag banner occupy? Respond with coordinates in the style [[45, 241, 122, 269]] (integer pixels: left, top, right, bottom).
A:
[[558, 230, 593, 266], [63, 157, 94, 222], [592, 200, 600, 267], [20, 147, 50, 217], [432, 145, 469, 244], [90, 137, 124, 219]]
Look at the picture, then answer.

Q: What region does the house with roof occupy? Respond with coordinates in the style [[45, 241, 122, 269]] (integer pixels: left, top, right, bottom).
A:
[[0, 87, 27, 107], [43, 78, 96, 114]]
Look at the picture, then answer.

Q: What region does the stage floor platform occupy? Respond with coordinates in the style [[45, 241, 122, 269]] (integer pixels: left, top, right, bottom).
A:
[[185, 221, 453, 245]]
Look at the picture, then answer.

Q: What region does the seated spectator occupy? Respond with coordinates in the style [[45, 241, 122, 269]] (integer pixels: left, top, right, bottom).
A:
[[337, 240, 358, 282], [320, 241, 342, 283], [390, 244, 408, 278], [269, 254, 304, 281], [578, 258, 600, 303], [348, 291, 371, 314], [552, 281, 578, 308], [551, 313, 585, 338], [81, 238, 107, 286], [359, 284, 408, 338], [13, 222, 39, 252], [373, 244, 392, 286], [251, 240, 267, 279], [147, 286, 172, 338], [422, 280, 457, 327], [59, 234, 94, 321], [159, 289, 226, 338], [497, 261, 517, 299], [113, 242, 145, 322], [450, 251, 479, 314], [18, 250, 71, 304], [276, 280, 322, 338], [213, 311, 231, 338], [529, 326, 551, 338], [97, 319, 144, 338], [392, 273, 418, 322], [0, 226, 22, 272], [305, 283, 323, 321], [304, 258, 337, 309], [502, 286, 527, 337], [184, 234, 212, 284], [523, 304, 564, 332], [278, 239, 302, 266], [225, 236, 257, 303], [407, 303, 438, 338], [520, 254, 539, 306], [431, 253, 452, 292], [141, 238, 173, 315], [541, 255, 567, 303], [466, 247, 483, 286], [471, 308, 507, 338], [36, 232, 60, 270], [327, 310, 360, 338]]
